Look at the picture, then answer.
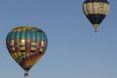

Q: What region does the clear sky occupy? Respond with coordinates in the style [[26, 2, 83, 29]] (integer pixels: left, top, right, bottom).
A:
[[0, 0, 117, 78]]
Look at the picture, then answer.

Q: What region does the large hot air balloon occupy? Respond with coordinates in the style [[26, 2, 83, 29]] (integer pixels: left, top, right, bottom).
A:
[[6, 26, 48, 78], [83, 0, 110, 31]]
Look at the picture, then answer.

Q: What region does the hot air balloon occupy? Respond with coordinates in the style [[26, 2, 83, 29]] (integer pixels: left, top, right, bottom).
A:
[[83, 0, 110, 32], [6, 26, 48, 78]]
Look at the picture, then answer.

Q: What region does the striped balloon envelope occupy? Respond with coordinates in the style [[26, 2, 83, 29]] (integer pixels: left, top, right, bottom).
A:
[[83, 0, 110, 32], [6, 26, 48, 77]]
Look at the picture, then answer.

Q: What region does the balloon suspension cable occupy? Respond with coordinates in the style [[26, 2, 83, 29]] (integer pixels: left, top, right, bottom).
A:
[[24, 71, 29, 78]]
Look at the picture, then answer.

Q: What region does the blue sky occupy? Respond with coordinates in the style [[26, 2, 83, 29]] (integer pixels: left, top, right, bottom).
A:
[[0, 0, 117, 78]]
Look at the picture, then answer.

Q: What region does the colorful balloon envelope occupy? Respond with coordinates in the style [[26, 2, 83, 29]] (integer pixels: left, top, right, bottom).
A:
[[6, 26, 48, 77], [83, 0, 110, 31]]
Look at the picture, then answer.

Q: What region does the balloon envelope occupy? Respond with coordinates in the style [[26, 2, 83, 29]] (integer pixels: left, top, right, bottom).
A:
[[83, 0, 110, 31], [6, 26, 48, 72]]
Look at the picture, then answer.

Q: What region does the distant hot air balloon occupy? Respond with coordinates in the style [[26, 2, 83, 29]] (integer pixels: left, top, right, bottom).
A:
[[6, 26, 48, 78], [83, 0, 110, 32]]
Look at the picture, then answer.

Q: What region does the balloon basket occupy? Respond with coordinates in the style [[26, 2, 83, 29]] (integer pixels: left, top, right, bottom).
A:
[[24, 71, 29, 78]]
